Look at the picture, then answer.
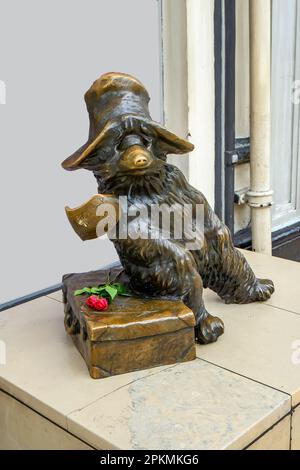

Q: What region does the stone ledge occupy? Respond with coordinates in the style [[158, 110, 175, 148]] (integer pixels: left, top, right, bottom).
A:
[[0, 250, 300, 449], [0, 390, 92, 450]]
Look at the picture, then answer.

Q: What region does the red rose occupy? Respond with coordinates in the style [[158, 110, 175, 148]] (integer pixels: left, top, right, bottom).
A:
[[86, 295, 108, 311]]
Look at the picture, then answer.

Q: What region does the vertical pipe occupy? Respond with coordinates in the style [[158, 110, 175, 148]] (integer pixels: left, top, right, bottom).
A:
[[224, 0, 236, 235], [247, 0, 273, 254]]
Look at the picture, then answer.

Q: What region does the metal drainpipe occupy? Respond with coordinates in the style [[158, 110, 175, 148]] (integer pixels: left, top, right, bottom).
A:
[[247, 0, 273, 255]]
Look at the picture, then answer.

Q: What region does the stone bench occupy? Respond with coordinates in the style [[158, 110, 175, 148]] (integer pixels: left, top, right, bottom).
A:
[[0, 250, 300, 450]]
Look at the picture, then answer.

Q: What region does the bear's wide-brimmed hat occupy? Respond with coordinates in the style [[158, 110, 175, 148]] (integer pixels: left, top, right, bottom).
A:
[[62, 72, 194, 170]]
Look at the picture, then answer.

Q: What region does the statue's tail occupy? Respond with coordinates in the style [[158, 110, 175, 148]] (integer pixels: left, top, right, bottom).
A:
[[201, 225, 274, 304]]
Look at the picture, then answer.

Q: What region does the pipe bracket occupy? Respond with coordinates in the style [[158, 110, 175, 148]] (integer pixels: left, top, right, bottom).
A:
[[246, 190, 273, 208]]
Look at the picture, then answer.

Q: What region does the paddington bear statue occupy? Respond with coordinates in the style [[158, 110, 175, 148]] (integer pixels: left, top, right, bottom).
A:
[[62, 72, 274, 345]]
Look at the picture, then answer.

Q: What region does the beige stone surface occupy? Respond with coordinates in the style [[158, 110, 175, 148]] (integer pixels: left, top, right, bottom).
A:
[[47, 290, 63, 303], [1, 250, 299, 449], [291, 404, 300, 450], [67, 359, 290, 450], [247, 415, 291, 450], [241, 249, 300, 315], [0, 296, 173, 428], [0, 391, 92, 450], [199, 289, 300, 406]]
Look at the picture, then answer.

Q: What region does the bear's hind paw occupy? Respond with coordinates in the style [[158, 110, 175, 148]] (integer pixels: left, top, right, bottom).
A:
[[252, 278, 274, 302]]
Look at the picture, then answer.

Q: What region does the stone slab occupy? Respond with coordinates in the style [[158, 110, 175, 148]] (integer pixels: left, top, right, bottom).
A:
[[291, 404, 300, 450], [246, 415, 291, 450], [0, 296, 173, 428], [0, 390, 92, 450], [241, 249, 300, 315], [199, 289, 300, 407], [67, 359, 290, 450], [1, 250, 299, 449]]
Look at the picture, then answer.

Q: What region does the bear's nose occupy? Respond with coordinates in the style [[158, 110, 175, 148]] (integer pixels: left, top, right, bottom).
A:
[[120, 145, 153, 171], [134, 155, 149, 168]]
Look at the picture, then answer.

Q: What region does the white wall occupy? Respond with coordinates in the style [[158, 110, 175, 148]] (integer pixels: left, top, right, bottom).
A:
[[186, 0, 215, 207], [162, 0, 216, 207], [0, 0, 162, 303], [162, 0, 189, 179], [271, 0, 300, 229]]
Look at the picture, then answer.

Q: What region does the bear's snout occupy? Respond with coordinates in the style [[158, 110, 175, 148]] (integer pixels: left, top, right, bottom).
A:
[[120, 145, 153, 171]]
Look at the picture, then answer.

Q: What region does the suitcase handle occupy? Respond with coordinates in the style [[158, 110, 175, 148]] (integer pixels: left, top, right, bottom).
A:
[[64, 304, 80, 335]]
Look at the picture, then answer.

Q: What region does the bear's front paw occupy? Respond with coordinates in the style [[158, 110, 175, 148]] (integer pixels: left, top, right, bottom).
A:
[[195, 314, 224, 344]]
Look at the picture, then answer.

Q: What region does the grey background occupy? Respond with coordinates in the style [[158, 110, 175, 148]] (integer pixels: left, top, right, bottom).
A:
[[0, 0, 162, 303]]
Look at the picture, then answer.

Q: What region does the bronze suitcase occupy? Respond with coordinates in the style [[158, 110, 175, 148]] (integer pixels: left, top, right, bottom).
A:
[[62, 266, 196, 379]]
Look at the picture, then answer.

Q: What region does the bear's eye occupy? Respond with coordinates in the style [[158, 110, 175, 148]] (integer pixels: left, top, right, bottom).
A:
[[118, 134, 145, 152], [81, 148, 110, 169], [116, 138, 127, 152], [142, 135, 152, 149]]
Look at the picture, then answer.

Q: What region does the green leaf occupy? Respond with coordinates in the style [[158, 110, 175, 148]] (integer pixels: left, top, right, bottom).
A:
[[74, 287, 92, 296], [74, 282, 132, 300], [112, 283, 125, 293], [112, 283, 131, 296], [90, 287, 99, 294], [104, 285, 118, 302], [90, 286, 105, 294]]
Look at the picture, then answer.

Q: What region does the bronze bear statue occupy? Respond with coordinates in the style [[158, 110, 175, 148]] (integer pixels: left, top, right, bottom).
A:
[[62, 72, 274, 344]]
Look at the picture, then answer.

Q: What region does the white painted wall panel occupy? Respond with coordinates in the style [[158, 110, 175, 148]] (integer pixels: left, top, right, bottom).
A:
[[271, 0, 300, 228]]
